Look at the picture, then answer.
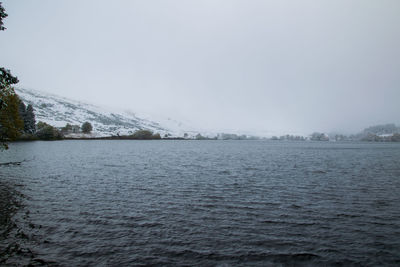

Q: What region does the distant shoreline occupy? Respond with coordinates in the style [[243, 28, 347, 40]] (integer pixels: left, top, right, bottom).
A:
[[12, 137, 400, 143], [65, 136, 187, 140]]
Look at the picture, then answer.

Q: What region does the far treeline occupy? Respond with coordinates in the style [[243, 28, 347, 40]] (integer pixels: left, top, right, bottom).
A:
[[1, 85, 400, 148], [1, 88, 400, 148], [1, 86, 400, 148], [269, 125, 400, 142]]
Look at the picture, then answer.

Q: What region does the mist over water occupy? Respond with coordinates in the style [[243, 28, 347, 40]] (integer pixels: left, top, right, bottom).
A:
[[1, 140, 400, 266]]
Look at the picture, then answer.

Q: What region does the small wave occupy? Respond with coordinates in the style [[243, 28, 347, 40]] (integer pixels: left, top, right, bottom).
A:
[[103, 164, 126, 168], [262, 220, 317, 226], [311, 170, 327, 174]]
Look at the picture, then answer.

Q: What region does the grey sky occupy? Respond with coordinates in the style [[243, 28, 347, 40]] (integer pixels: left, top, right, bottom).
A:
[[1, 0, 399, 135]]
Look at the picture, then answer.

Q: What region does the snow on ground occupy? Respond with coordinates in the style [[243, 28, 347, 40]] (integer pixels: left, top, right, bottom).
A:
[[16, 88, 196, 137]]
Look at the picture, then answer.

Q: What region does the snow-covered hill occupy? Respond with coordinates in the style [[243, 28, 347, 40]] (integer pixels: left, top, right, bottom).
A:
[[16, 88, 196, 137]]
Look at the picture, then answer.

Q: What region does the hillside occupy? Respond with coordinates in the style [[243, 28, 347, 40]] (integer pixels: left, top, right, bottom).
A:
[[16, 88, 195, 137]]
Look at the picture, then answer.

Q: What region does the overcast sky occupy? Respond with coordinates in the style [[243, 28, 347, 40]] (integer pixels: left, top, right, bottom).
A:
[[1, 0, 399, 135]]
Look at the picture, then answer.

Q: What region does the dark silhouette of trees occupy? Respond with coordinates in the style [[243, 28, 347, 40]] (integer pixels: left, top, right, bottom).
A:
[[310, 132, 329, 141], [0, 3, 18, 109], [130, 129, 161, 139], [25, 104, 36, 133], [18, 101, 36, 134], [81, 122, 92, 133], [0, 1, 8, 31], [61, 123, 72, 134], [195, 133, 206, 140], [131, 130, 154, 139], [0, 68, 19, 110], [0, 93, 23, 149], [36, 121, 63, 140], [152, 133, 161, 139], [0, 3, 22, 149]]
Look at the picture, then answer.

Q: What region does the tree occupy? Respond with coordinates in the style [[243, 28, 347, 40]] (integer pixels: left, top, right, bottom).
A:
[[36, 121, 63, 140], [0, 1, 7, 31], [131, 129, 154, 139], [195, 133, 206, 140], [130, 129, 161, 139], [0, 68, 19, 110], [25, 104, 36, 133], [0, 3, 18, 109], [81, 122, 92, 133], [152, 133, 161, 139], [18, 99, 26, 117], [310, 132, 329, 141], [61, 123, 72, 134], [17, 100, 28, 132], [0, 93, 23, 149], [0, 3, 22, 149], [17, 100, 36, 134]]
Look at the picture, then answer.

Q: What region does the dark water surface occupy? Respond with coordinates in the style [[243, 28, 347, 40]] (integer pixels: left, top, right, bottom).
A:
[[1, 140, 400, 266]]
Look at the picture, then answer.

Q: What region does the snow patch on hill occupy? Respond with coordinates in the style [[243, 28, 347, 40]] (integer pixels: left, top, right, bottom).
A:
[[16, 88, 196, 137]]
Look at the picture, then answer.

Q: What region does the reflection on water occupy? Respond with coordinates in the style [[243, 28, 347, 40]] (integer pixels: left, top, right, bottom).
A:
[[1, 140, 400, 266]]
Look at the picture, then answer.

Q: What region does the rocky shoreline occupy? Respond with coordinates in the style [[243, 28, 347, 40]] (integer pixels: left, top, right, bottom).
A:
[[0, 177, 55, 266]]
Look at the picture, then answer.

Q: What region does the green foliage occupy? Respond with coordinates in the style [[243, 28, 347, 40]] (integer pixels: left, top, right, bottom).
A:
[[18, 99, 26, 117], [81, 122, 92, 133], [36, 121, 48, 130], [131, 129, 161, 139], [36, 121, 63, 140], [61, 123, 72, 134], [25, 104, 36, 133], [131, 129, 154, 139], [17, 100, 36, 134], [0, 2, 7, 31], [0, 68, 18, 89], [310, 132, 329, 141], [0, 92, 23, 149], [0, 68, 19, 110], [0, 4, 22, 149], [195, 133, 206, 140], [195, 133, 217, 140], [152, 133, 161, 139]]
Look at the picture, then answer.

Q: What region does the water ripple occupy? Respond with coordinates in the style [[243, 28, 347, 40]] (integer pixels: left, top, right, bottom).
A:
[[1, 140, 400, 266]]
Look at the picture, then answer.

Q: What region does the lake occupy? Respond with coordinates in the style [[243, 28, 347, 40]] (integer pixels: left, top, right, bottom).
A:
[[1, 140, 400, 266]]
